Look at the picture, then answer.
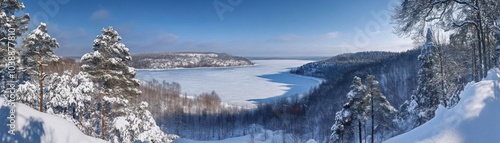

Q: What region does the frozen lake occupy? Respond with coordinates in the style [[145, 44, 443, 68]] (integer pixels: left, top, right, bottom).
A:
[[136, 60, 322, 107]]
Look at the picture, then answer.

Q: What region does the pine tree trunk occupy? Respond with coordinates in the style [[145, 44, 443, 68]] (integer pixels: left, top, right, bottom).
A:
[[39, 47, 43, 112], [358, 121, 362, 143], [364, 124, 367, 143], [476, 0, 487, 77], [175, 114, 180, 135], [477, 28, 484, 80], [79, 110, 83, 126], [476, 29, 483, 81], [371, 94, 374, 143], [473, 42, 478, 81], [480, 19, 488, 77], [101, 95, 106, 140], [475, 0, 487, 80], [340, 131, 343, 143]]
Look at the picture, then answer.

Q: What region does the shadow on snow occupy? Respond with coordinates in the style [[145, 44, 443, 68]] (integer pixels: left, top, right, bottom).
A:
[[247, 71, 321, 104], [0, 106, 46, 143]]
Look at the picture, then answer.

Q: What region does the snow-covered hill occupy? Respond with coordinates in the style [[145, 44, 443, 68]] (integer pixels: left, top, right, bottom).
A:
[[131, 52, 254, 69], [0, 97, 107, 143], [290, 51, 398, 78], [385, 69, 500, 143]]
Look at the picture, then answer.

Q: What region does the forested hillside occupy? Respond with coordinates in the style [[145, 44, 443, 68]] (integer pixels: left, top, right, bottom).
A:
[[261, 43, 472, 142], [131, 52, 254, 69]]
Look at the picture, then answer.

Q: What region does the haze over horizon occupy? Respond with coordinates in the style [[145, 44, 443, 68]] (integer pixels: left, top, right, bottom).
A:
[[23, 0, 413, 57]]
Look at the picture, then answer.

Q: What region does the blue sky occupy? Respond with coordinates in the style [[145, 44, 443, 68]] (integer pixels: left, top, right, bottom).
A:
[[21, 0, 413, 57]]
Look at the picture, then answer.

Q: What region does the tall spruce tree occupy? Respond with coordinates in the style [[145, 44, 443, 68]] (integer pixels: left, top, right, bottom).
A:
[[81, 26, 141, 140], [366, 75, 397, 142], [399, 29, 443, 129], [22, 22, 59, 112]]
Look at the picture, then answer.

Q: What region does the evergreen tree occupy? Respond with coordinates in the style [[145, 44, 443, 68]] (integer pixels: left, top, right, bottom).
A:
[[16, 79, 38, 108], [80, 26, 141, 140], [331, 76, 369, 143], [330, 108, 354, 143], [366, 75, 397, 142], [110, 102, 179, 143], [399, 29, 443, 129], [0, 0, 30, 93], [22, 22, 60, 112], [0, 0, 29, 65]]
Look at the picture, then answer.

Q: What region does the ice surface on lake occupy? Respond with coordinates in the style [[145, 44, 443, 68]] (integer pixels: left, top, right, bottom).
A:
[[136, 60, 322, 107]]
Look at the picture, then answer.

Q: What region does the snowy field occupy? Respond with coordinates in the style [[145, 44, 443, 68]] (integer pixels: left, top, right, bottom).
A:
[[136, 60, 323, 107], [385, 69, 500, 143]]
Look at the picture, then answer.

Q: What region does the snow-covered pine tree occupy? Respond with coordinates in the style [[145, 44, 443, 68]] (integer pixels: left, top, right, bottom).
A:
[[331, 108, 354, 142], [16, 79, 38, 108], [81, 26, 141, 141], [22, 22, 60, 112], [366, 75, 397, 142], [331, 76, 369, 143], [0, 0, 30, 93], [44, 71, 94, 120], [16, 71, 102, 137], [110, 101, 179, 143], [0, 0, 29, 65], [398, 29, 443, 130]]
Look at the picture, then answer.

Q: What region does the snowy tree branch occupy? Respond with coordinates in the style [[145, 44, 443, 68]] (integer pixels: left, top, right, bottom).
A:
[[452, 20, 477, 28], [425, 2, 449, 22], [452, 0, 478, 10], [431, 0, 478, 10]]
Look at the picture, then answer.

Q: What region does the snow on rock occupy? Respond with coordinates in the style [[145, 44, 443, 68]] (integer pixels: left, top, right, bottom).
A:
[[385, 69, 500, 143], [0, 97, 107, 143]]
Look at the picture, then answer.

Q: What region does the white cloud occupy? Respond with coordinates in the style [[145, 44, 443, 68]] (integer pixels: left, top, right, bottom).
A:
[[91, 9, 111, 21], [320, 32, 340, 39]]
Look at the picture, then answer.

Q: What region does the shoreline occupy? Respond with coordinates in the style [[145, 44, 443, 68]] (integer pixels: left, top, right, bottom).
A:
[[136, 64, 257, 71], [135, 59, 316, 71]]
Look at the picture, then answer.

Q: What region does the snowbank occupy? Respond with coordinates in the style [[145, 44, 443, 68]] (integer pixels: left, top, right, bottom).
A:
[[0, 97, 107, 143], [385, 69, 500, 143]]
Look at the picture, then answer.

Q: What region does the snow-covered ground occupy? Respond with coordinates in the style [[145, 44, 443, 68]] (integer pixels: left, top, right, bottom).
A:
[[385, 69, 500, 143], [0, 97, 107, 143], [136, 60, 323, 107], [173, 129, 317, 143]]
